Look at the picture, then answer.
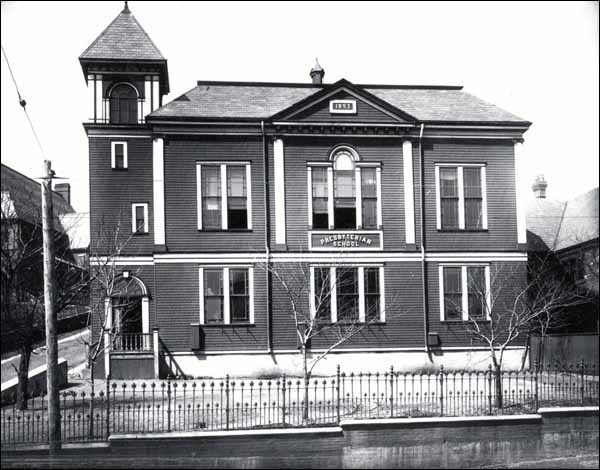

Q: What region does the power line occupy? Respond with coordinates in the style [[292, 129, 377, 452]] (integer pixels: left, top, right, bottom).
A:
[[1, 43, 46, 159]]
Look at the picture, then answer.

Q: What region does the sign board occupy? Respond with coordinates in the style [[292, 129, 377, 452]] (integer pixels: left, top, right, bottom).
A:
[[329, 99, 357, 114], [310, 231, 382, 250]]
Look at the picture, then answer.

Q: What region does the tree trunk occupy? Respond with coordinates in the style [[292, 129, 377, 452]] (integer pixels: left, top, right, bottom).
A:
[[520, 332, 531, 371], [302, 345, 309, 423], [16, 343, 32, 410], [494, 365, 503, 409]]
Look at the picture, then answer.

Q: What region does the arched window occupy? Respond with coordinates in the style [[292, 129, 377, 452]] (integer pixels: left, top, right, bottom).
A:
[[332, 148, 358, 229], [109, 83, 138, 124]]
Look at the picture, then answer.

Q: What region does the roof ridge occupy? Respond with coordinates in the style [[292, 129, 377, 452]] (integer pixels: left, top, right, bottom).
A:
[[193, 80, 463, 90]]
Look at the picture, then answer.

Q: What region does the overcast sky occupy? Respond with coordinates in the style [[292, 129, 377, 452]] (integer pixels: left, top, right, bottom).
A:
[[1, 1, 598, 213]]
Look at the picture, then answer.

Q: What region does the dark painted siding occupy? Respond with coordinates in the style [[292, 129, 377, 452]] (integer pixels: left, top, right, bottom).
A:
[[163, 136, 266, 253], [423, 140, 519, 251], [426, 261, 528, 348], [293, 91, 402, 123], [269, 136, 421, 252], [271, 262, 424, 350], [89, 137, 154, 255], [154, 263, 268, 352]]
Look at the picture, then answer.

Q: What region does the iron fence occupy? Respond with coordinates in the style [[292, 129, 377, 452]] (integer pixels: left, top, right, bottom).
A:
[[1, 361, 598, 446]]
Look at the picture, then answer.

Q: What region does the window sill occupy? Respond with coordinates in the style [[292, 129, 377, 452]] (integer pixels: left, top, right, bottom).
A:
[[437, 229, 488, 233], [441, 319, 490, 323], [132, 232, 150, 236], [199, 323, 255, 327], [111, 168, 129, 171], [198, 229, 253, 233]]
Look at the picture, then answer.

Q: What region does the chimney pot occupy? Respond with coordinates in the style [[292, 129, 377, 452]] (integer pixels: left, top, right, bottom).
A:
[[55, 182, 71, 205], [310, 58, 325, 85], [532, 175, 548, 199]]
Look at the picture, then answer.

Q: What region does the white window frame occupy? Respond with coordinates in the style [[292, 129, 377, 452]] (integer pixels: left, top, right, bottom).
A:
[[307, 162, 381, 230], [111, 141, 128, 169], [435, 163, 487, 230], [131, 203, 148, 233], [439, 263, 491, 322], [310, 265, 385, 323], [196, 162, 252, 231], [199, 266, 254, 325]]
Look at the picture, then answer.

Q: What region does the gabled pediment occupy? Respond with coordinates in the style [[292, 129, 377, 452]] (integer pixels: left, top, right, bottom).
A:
[[271, 79, 417, 123]]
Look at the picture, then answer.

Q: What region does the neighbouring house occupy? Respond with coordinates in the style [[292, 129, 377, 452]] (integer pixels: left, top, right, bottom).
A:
[[527, 177, 599, 335], [0, 163, 86, 354], [81, 3, 532, 379]]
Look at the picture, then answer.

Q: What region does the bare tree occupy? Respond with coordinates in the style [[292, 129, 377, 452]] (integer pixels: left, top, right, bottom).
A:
[[1, 186, 87, 410], [458, 256, 587, 408], [259, 259, 399, 421]]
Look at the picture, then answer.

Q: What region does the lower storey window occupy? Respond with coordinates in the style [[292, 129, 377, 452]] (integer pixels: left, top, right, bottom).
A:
[[200, 267, 254, 324], [440, 264, 489, 321], [312, 266, 385, 323]]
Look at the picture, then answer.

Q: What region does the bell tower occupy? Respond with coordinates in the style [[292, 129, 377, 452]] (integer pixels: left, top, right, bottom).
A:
[[79, 2, 169, 124]]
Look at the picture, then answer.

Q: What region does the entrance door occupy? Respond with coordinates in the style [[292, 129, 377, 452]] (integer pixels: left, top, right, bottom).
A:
[[113, 297, 143, 350]]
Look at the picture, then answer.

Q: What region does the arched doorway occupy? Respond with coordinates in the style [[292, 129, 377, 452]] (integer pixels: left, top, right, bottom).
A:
[[108, 274, 150, 350]]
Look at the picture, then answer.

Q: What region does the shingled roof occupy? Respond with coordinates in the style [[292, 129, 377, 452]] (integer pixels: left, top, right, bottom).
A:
[[527, 187, 599, 253], [80, 4, 164, 61], [148, 81, 528, 123]]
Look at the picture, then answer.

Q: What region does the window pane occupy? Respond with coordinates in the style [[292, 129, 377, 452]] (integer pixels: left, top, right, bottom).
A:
[[463, 168, 482, 198], [227, 167, 246, 198], [467, 267, 486, 319], [312, 168, 328, 198], [135, 206, 145, 232], [205, 298, 223, 323], [114, 144, 125, 168], [362, 198, 377, 229], [361, 168, 377, 198], [441, 199, 459, 229], [465, 199, 482, 229], [204, 270, 223, 295], [202, 167, 221, 197], [364, 268, 380, 320], [440, 168, 458, 197], [230, 297, 249, 322], [337, 268, 358, 321], [230, 270, 248, 295], [443, 267, 462, 320], [334, 170, 355, 199]]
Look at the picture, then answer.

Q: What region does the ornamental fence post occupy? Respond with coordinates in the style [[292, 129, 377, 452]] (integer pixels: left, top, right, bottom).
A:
[[439, 365, 444, 417], [336, 365, 341, 424], [389, 365, 394, 418], [281, 373, 286, 427], [487, 365, 493, 415], [225, 374, 230, 431], [167, 375, 172, 432]]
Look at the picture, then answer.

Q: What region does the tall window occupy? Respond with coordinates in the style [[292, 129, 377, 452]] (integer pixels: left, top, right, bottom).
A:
[[202, 166, 221, 229], [364, 267, 380, 320], [313, 267, 331, 319], [442, 267, 462, 320], [439, 167, 459, 229], [463, 168, 483, 229], [440, 265, 490, 321], [312, 168, 329, 229], [361, 168, 377, 229], [204, 269, 223, 323], [200, 267, 253, 325], [131, 203, 148, 233], [436, 164, 487, 230], [227, 167, 248, 229], [109, 84, 138, 124], [197, 163, 252, 230], [336, 268, 359, 322], [111, 142, 128, 169], [230, 269, 249, 322], [334, 153, 356, 229]]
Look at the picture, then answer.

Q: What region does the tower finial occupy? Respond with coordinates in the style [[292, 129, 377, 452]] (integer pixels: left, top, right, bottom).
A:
[[123, 1, 130, 13]]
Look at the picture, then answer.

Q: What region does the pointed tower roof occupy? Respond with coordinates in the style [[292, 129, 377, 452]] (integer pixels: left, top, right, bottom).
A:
[[80, 3, 165, 61]]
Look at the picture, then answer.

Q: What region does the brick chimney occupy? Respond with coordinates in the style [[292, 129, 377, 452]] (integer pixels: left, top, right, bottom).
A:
[[310, 58, 325, 85], [532, 175, 548, 199], [54, 182, 71, 205]]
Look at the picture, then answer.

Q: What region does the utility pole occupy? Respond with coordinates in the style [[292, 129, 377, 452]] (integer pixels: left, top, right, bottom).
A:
[[41, 160, 61, 453]]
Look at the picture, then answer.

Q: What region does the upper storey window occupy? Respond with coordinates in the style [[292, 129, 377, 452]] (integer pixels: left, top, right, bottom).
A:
[[308, 146, 381, 230], [109, 83, 138, 124], [435, 164, 487, 230]]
